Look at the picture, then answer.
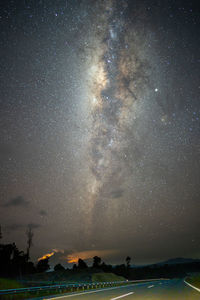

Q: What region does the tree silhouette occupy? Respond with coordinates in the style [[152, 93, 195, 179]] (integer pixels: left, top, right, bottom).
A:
[[125, 256, 131, 277], [78, 258, 88, 269], [0, 242, 36, 277], [72, 263, 77, 270], [26, 225, 33, 261], [93, 256, 101, 268], [114, 264, 127, 277], [54, 263, 65, 271], [101, 262, 113, 272], [36, 258, 50, 273], [126, 256, 131, 268]]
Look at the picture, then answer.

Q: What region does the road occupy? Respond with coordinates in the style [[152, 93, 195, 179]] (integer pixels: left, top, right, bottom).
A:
[[44, 279, 200, 300]]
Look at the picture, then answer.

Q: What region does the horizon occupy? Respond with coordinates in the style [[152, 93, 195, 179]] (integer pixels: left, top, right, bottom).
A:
[[1, 230, 200, 268]]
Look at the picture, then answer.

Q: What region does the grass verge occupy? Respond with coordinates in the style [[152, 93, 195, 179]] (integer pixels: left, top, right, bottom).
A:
[[92, 272, 125, 282], [186, 274, 200, 289], [0, 278, 31, 299]]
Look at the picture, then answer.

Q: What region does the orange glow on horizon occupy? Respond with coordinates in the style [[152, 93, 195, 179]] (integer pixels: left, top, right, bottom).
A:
[[68, 256, 79, 264], [65, 249, 118, 264], [38, 249, 64, 261], [38, 251, 55, 261]]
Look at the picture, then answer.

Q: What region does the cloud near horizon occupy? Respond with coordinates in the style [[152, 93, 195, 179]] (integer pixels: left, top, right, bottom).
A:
[[38, 249, 65, 261], [64, 249, 119, 264], [37, 249, 119, 265], [3, 196, 29, 207], [39, 210, 47, 216], [5, 222, 41, 232]]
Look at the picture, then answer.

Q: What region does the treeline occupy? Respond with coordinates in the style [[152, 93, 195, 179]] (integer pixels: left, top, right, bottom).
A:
[[1, 224, 200, 279], [114, 262, 200, 280], [64, 256, 200, 280], [0, 225, 50, 278], [1, 241, 200, 279], [0, 242, 50, 277]]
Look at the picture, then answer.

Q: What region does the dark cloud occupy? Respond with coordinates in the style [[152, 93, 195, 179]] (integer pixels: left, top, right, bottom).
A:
[[27, 223, 41, 229], [0, 144, 14, 158], [110, 189, 124, 199], [3, 196, 29, 207], [6, 224, 25, 231], [5, 223, 41, 232], [39, 210, 47, 216]]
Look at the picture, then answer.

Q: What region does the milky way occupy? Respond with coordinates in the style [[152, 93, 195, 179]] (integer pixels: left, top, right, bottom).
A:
[[0, 0, 199, 265], [82, 0, 153, 241]]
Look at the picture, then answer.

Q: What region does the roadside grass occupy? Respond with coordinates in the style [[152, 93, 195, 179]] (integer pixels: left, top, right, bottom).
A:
[[186, 274, 200, 289], [0, 278, 31, 299], [21, 269, 126, 286], [0, 278, 22, 290], [22, 269, 92, 284], [92, 273, 125, 282]]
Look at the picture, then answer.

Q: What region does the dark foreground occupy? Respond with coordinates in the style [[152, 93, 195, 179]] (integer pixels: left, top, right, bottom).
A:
[[39, 279, 199, 300]]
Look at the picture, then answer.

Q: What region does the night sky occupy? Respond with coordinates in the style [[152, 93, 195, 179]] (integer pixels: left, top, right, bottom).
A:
[[0, 0, 200, 267]]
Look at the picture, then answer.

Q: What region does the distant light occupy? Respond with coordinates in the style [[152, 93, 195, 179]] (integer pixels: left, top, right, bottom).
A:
[[154, 88, 158, 92]]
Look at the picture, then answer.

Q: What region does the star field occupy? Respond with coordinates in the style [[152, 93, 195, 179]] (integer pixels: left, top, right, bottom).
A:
[[0, 0, 199, 265]]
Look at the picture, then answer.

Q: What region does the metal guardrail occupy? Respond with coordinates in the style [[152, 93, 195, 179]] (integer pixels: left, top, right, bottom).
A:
[[0, 278, 167, 296], [0, 280, 130, 296]]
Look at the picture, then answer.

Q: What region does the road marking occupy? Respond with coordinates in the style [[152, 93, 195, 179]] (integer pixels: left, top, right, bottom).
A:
[[111, 292, 134, 299], [184, 280, 200, 293], [46, 284, 136, 299], [147, 285, 154, 288]]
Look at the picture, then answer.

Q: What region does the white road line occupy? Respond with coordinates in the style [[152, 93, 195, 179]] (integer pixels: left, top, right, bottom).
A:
[[111, 292, 134, 300], [46, 284, 136, 299], [184, 280, 200, 293], [147, 285, 154, 288]]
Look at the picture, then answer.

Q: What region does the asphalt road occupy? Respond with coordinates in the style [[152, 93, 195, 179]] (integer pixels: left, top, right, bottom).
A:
[[45, 279, 200, 300]]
